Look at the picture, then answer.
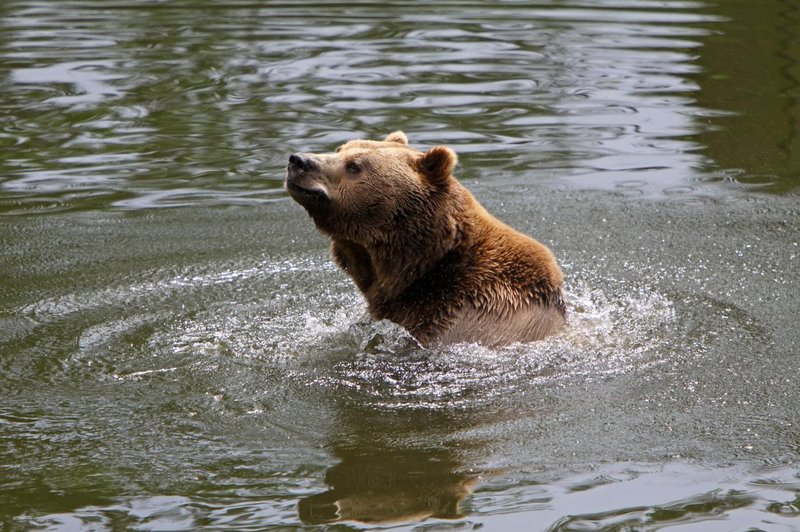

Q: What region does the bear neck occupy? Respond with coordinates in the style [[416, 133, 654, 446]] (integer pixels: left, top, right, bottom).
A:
[[360, 188, 473, 303], [367, 226, 459, 302]]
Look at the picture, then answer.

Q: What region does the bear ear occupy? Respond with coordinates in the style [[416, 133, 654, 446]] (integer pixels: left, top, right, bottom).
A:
[[419, 145, 457, 186], [384, 131, 409, 145]]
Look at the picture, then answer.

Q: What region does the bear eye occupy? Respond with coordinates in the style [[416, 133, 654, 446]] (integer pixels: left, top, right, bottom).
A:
[[346, 161, 361, 174]]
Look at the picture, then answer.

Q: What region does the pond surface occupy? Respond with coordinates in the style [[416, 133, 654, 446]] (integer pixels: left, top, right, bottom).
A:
[[2, 1, 799, 530]]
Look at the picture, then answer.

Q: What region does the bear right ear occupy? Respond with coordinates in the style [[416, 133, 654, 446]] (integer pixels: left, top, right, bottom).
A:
[[385, 131, 408, 145], [419, 145, 457, 187]]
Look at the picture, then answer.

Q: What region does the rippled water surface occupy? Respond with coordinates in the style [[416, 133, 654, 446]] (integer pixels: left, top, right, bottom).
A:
[[2, 1, 799, 530]]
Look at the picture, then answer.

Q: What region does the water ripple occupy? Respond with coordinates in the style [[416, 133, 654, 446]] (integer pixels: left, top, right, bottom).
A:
[[3, 0, 790, 214]]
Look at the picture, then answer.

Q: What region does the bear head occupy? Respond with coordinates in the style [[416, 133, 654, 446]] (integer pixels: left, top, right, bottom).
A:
[[285, 132, 459, 245]]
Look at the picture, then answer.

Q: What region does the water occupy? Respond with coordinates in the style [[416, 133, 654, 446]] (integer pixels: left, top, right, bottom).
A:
[[1, 1, 799, 530]]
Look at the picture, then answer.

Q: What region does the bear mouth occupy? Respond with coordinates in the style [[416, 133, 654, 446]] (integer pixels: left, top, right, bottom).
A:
[[285, 179, 331, 204]]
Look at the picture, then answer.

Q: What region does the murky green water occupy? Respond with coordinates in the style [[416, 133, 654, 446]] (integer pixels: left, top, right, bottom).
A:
[[2, 1, 799, 530]]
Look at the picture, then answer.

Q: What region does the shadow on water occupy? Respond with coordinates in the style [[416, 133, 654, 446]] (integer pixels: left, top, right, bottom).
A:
[[297, 404, 482, 525], [298, 451, 477, 525]]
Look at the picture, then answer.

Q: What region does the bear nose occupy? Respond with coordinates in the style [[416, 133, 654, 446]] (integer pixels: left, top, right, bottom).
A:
[[288, 153, 317, 172]]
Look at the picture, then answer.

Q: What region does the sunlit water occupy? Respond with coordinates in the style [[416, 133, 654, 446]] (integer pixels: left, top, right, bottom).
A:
[[2, 1, 800, 530]]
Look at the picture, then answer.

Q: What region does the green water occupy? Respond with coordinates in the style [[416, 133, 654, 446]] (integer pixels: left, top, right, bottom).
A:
[[1, 1, 799, 530]]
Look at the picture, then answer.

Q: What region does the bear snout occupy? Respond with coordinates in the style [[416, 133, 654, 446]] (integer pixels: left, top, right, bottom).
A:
[[288, 153, 318, 173], [285, 153, 331, 206]]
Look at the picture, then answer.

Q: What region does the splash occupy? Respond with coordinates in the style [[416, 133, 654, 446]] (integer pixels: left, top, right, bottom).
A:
[[53, 254, 678, 418], [278, 279, 678, 411]]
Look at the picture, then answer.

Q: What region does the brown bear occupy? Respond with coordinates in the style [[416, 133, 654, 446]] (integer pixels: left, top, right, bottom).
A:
[[285, 131, 566, 346]]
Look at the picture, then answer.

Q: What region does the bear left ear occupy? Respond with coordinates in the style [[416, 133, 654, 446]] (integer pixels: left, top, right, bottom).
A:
[[420, 145, 457, 186], [385, 131, 408, 145]]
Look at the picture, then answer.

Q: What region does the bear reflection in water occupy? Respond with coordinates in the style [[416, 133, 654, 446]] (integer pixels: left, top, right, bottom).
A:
[[285, 132, 566, 346], [297, 446, 478, 525]]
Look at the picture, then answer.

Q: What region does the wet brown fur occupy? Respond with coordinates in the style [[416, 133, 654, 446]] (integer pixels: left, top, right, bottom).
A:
[[285, 132, 566, 346]]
